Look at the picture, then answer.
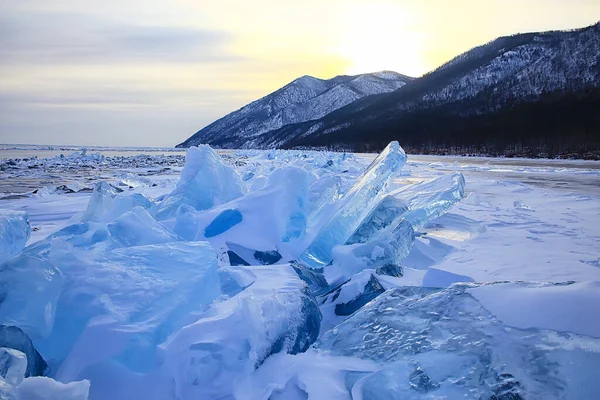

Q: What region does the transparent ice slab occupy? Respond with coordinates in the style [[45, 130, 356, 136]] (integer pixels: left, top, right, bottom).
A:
[[0, 256, 63, 341], [0, 210, 31, 264], [36, 241, 220, 376], [390, 173, 465, 229], [163, 264, 321, 399], [299, 141, 406, 269], [319, 283, 600, 399]]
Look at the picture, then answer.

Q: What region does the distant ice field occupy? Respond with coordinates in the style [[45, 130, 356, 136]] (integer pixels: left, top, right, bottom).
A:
[[2, 146, 599, 194], [0, 144, 187, 159], [2, 147, 598, 279]]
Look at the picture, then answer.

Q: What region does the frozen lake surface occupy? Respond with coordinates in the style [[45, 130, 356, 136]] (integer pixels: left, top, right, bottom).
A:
[[2, 147, 599, 196], [1, 144, 599, 399], [0, 144, 187, 159]]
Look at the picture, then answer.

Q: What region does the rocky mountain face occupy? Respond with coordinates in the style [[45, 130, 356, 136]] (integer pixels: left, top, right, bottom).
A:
[[177, 71, 412, 149], [275, 23, 600, 158], [179, 23, 600, 158]]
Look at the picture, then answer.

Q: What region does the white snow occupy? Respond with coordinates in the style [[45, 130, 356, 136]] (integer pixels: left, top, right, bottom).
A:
[[0, 348, 90, 400], [10, 376, 90, 400], [470, 281, 600, 338]]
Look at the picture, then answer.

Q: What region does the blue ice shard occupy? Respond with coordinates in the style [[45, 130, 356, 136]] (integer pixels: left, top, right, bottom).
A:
[[390, 173, 465, 229], [217, 266, 256, 299], [319, 270, 387, 333], [163, 264, 321, 399], [0, 210, 30, 264], [0, 325, 48, 378], [22, 222, 111, 259], [82, 183, 153, 223], [327, 219, 414, 285], [290, 261, 329, 294], [173, 204, 202, 241], [0, 346, 27, 386], [330, 173, 465, 279], [267, 167, 310, 242], [0, 255, 63, 340], [81, 182, 119, 222], [37, 241, 221, 377], [308, 174, 341, 213], [156, 145, 247, 220], [333, 274, 385, 316], [319, 283, 600, 399], [25, 207, 176, 257], [299, 142, 406, 269], [346, 196, 408, 245], [107, 206, 179, 247]]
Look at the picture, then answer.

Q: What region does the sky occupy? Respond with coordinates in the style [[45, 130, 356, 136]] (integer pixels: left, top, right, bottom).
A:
[[1, 0, 599, 147]]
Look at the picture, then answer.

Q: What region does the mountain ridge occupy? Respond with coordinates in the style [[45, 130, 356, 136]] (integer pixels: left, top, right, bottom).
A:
[[177, 71, 413, 149], [179, 22, 600, 158], [269, 22, 600, 158]]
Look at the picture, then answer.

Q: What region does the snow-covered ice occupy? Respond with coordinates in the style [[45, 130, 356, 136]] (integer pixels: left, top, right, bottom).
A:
[[156, 145, 246, 219], [81, 182, 153, 223], [0, 144, 599, 399]]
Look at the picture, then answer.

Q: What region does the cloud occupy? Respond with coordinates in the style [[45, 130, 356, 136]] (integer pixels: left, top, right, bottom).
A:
[[0, 10, 241, 65], [0, 86, 254, 110], [0, 85, 255, 146]]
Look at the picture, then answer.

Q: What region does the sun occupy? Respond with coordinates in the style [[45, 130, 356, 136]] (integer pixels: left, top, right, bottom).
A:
[[335, 1, 428, 77]]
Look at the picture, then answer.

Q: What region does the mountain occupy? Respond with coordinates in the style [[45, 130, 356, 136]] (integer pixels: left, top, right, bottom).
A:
[[176, 71, 413, 149], [272, 23, 600, 158]]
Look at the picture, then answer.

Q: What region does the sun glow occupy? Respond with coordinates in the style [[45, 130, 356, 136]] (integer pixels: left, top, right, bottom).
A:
[[336, 1, 428, 77]]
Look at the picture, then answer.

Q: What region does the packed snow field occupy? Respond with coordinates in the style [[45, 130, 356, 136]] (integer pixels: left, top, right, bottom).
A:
[[1, 143, 599, 399]]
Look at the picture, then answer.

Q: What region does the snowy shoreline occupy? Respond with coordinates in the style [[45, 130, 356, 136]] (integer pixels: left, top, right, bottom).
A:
[[3, 144, 600, 163]]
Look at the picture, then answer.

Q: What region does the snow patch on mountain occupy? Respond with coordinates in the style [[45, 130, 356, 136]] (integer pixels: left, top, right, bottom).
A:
[[422, 25, 600, 108], [177, 71, 412, 149]]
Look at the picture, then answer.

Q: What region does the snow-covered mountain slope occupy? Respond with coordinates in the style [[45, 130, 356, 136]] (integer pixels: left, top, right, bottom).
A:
[[269, 23, 600, 157], [177, 72, 413, 149], [411, 22, 600, 109]]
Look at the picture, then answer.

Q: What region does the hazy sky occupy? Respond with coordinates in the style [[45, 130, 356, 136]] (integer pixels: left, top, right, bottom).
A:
[[1, 0, 599, 147]]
